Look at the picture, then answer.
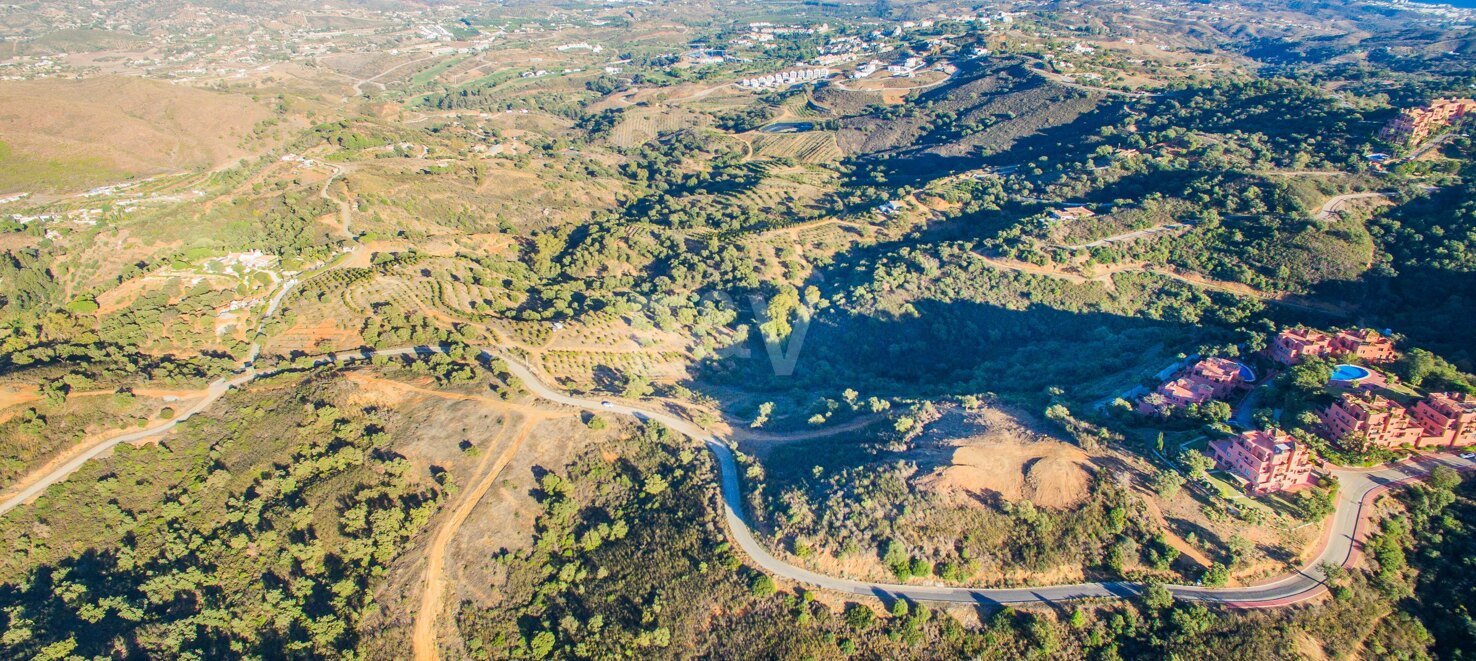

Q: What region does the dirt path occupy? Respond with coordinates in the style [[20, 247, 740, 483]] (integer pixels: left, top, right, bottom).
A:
[[731, 414, 883, 446], [412, 417, 541, 661], [0, 389, 210, 502], [1258, 170, 1346, 177], [970, 252, 1123, 292], [969, 251, 1350, 316], [671, 81, 741, 102], [349, 53, 440, 99], [1065, 222, 1189, 249], [0, 388, 39, 411], [1145, 267, 1351, 316], [1139, 493, 1214, 569], [831, 74, 953, 95], [1030, 68, 1162, 98], [319, 163, 355, 239]]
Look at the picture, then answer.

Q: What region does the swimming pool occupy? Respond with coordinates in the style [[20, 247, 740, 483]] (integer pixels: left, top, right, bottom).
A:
[[1236, 362, 1256, 383], [1330, 364, 1372, 382]]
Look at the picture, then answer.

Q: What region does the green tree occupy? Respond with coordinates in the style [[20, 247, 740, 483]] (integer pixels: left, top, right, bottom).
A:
[[529, 631, 555, 658], [1141, 581, 1174, 610], [751, 401, 774, 428], [1430, 465, 1461, 492], [845, 604, 876, 629], [1395, 348, 1437, 387], [750, 574, 776, 597], [1202, 562, 1229, 587], [621, 374, 653, 399], [1179, 450, 1216, 480], [1201, 400, 1232, 423]]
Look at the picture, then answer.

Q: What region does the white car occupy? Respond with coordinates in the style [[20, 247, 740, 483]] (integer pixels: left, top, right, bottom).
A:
[[601, 401, 614, 409], [1460, 452, 1475, 460]]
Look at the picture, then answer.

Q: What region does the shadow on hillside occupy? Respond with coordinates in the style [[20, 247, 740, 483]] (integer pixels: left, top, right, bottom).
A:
[[679, 297, 1209, 427], [1309, 267, 1476, 370], [836, 58, 1120, 181]]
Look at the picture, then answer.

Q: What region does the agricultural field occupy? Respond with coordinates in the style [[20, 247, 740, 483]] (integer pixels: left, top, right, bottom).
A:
[[606, 107, 709, 148], [749, 131, 846, 163]]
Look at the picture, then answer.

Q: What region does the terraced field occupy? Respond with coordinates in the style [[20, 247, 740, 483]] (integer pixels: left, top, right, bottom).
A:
[[750, 131, 844, 163], [608, 107, 707, 148], [542, 349, 690, 384], [781, 94, 829, 119], [792, 220, 867, 251]]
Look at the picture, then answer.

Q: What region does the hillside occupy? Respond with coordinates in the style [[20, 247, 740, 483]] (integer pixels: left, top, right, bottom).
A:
[[833, 60, 1103, 175], [1, 0, 1476, 658], [0, 77, 281, 192]]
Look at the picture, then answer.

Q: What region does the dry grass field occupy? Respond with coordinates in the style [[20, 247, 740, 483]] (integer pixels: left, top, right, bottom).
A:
[[0, 77, 280, 192]]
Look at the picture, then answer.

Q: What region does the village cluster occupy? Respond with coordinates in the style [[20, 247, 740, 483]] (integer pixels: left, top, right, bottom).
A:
[[1137, 326, 1475, 496]]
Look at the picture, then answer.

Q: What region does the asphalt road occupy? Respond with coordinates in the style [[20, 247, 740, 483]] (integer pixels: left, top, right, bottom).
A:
[[1314, 192, 1388, 221], [488, 349, 1476, 607], [6, 343, 1473, 609]]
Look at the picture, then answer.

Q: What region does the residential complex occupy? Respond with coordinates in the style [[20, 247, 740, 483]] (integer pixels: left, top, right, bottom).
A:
[[1411, 392, 1476, 449], [1209, 430, 1315, 494], [1268, 327, 1397, 366], [1269, 327, 1333, 365], [1138, 357, 1247, 415], [1318, 391, 1423, 449], [1380, 97, 1476, 146], [1331, 329, 1397, 364], [736, 67, 832, 90]]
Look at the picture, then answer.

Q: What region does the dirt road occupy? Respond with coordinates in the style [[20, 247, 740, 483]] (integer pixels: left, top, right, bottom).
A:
[[412, 417, 542, 661]]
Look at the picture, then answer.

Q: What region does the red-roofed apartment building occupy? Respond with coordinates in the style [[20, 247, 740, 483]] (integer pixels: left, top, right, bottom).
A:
[[1331, 329, 1397, 364], [1270, 327, 1333, 365], [1411, 392, 1476, 449], [1319, 391, 1423, 449], [1138, 357, 1247, 415], [1269, 327, 1397, 366], [1209, 429, 1316, 494], [1380, 98, 1476, 146]]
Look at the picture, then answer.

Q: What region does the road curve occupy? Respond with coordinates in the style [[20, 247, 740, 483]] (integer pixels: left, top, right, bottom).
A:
[[485, 349, 1476, 607], [1315, 191, 1388, 221], [0, 378, 234, 515], [5, 343, 1474, 609]]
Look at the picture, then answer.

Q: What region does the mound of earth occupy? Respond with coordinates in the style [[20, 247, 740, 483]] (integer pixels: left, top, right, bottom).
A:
[[915, 407, 1094, 509]]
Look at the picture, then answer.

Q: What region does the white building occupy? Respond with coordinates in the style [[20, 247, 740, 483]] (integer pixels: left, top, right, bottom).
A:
[[737, 68, 832, 90]]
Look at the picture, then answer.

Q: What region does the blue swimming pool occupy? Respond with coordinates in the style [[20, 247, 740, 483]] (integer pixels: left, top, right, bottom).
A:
[[1236, 362, 1256, 383], [1330, 364, 1372, 381]]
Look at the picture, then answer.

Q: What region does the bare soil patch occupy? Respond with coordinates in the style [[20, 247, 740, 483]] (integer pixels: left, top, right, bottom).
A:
[[914, 408, 1094, 509]]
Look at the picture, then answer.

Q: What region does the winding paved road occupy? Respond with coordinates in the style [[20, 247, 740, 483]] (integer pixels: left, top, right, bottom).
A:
[[5, 343, 1473, 610], [1314, 192, 1388, 221], [488, 350, 1476, 607]]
